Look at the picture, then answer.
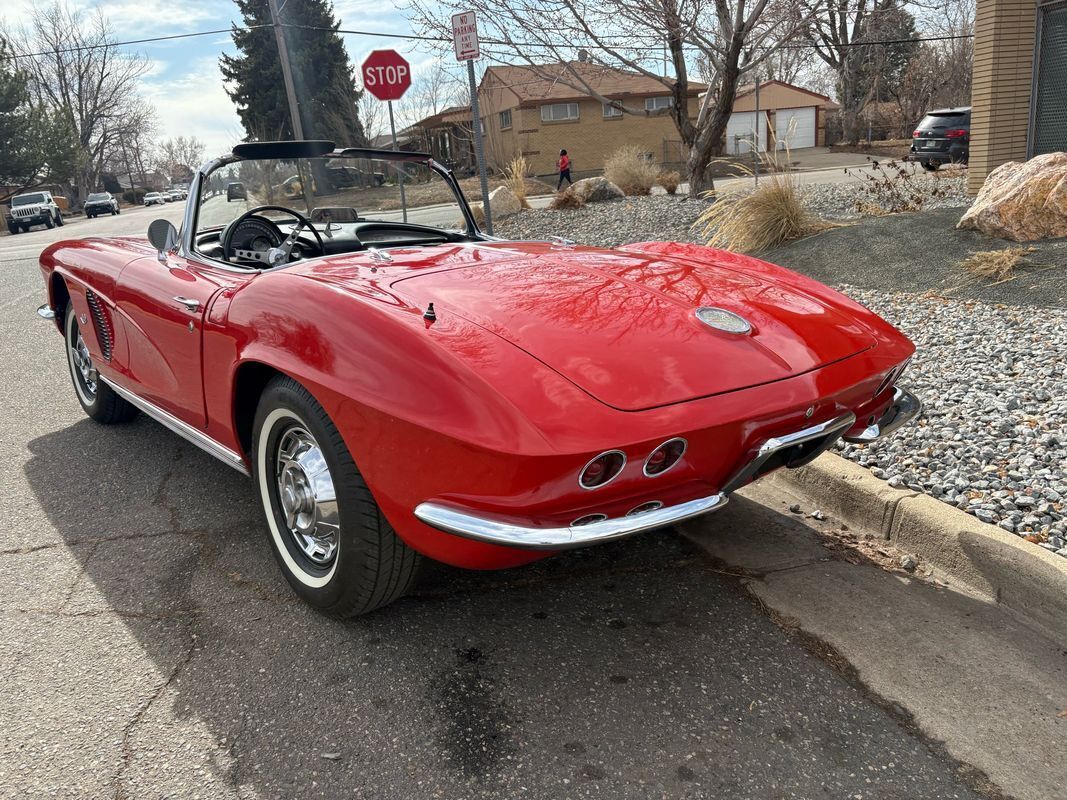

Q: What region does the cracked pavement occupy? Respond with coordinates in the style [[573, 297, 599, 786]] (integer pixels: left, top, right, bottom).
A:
[[0, 217, 1055, 799]]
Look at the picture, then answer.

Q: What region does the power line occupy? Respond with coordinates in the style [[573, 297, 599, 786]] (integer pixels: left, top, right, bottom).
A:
[[0, 21, 974, 61]]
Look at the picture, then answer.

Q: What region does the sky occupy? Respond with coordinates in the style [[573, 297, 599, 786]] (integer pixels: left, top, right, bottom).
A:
[[0, 0, 445, 156]]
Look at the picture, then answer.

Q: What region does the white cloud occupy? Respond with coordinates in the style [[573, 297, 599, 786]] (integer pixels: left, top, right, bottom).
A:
[[140, 56, 242, 156]]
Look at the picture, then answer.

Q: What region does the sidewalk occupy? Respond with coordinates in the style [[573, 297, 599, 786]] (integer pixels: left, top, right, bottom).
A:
[[683, 476, 1067, 800]]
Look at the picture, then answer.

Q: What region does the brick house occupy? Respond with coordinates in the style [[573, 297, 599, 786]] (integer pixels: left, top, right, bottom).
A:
[[968, 0, 1067, 193], [474, 62, 706, 176]]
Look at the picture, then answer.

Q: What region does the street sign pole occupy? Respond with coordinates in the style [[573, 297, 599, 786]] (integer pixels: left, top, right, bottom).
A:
[[466, 59, 492, 235], [387, 99, 408, 223], [453, 11, 491, 235]]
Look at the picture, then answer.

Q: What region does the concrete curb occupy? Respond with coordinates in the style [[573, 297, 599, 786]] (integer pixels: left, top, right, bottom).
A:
[[779, 452, 1067, 640]]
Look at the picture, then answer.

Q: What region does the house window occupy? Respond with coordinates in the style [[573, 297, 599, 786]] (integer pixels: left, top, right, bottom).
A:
[[499, 109, 512, 129], [644, 96, 672, 112], [603, 102, 623, 118], [540, 102, 579, 122], [1031, 1, 1067, 156]]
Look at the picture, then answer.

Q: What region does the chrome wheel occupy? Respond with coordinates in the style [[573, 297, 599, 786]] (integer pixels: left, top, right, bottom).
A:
[[275, 425, 339, 566], [66, 312, 97, 403]]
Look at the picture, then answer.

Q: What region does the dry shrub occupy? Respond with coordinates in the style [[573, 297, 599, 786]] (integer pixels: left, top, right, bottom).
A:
[[692, 173, 832, 253], [850, 157, 949, 215], [504, 155, 531, 209], [958, 247, 1037, 284], [604, 145, 659, 195], [657, 170, 681, 195], [469, 203, 486, 226], [549, 188, 584, 210]]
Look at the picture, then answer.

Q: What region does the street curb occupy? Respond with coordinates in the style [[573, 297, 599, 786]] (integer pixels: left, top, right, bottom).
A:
[[778, 452, 1067, 640]]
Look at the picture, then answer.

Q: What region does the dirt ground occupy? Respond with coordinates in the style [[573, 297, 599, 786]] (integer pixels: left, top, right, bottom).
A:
[[765, 207, 1067, 308], [830, 139, 913, 160]]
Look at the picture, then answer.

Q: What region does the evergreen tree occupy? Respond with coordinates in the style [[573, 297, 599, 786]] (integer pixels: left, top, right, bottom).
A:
[[0, 36, 80, 193], [220, 0, 366, 145]]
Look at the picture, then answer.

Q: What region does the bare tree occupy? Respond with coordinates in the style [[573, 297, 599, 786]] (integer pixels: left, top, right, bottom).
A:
[[407, 0, 810, 194], [155, 136, 207, 183], [15, 2, 153, 201], [359, 91, 385, 143]]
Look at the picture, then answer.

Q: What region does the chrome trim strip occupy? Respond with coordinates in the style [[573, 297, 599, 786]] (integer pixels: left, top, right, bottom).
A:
[[100, 376, 250, 476], [843, 387, 922, 444], [415, 492, 728, 550], [721, 411, 857, 495]]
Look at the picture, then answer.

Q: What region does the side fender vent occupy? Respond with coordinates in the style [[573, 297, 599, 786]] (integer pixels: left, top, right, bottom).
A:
[[85, 289, 113, 362]]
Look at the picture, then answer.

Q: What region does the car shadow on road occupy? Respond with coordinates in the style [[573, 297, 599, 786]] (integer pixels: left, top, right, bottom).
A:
[[23, 418, 988, 799]]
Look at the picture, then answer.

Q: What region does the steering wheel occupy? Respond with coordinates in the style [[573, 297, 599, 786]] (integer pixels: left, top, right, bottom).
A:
[[221, 205, 325, 266]]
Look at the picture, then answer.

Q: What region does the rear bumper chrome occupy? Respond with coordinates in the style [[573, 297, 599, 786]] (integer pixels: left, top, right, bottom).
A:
[[843, 387, 922, 443], [414, 411, 861, 551], [415, 492, 729, 551]]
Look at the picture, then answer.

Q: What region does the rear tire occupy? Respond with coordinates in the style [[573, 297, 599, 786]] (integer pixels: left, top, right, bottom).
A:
[[64, 304, 137, 424], [922, 160, 940, 172], [252, 376, 421, 617]]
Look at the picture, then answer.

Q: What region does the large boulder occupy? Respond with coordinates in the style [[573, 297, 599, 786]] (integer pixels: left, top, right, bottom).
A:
[[957, 152, 1067, 241], [486, 185, 522, 219], [570, 176, 624, 203]]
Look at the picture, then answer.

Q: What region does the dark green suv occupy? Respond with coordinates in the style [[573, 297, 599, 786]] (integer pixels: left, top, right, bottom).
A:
[[910, 107, 970, 171]]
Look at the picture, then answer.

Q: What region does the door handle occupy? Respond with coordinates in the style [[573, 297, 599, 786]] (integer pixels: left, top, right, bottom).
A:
[[173, 296, 200, 312]]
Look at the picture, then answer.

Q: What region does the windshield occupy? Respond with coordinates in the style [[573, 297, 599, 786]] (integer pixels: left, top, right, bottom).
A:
[[146, 193, 160, 198], [196, 155, 470, 237], [87, 193, 108, 202], [13, 193, 45, 206]]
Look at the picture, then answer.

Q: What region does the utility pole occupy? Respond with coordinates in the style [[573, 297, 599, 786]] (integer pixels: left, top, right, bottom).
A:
[[267, 0, 304, 140], [753, 79, 760, 186], [466, 59, 492, 235]]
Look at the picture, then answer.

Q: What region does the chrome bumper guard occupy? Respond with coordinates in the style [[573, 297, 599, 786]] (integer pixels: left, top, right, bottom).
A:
[[37, 304, 56, 320], [415, 492, 729, 551], [842, 387, 922, 444]]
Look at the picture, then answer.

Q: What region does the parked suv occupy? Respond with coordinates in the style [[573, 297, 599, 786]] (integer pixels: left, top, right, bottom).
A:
[[911, 107, 970, 171], [226, 181, 248, 202], [84, 192, 120, 218], [143, 192, 165, 207], [5, 191, 64, 233]]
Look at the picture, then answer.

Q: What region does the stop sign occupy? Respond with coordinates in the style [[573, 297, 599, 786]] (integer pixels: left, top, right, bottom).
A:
[[361, 50, 412, 102]]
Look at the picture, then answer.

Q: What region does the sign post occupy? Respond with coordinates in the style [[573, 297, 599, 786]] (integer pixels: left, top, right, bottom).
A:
[[452, 11, 492, 235], [361, 50, 413, 221]]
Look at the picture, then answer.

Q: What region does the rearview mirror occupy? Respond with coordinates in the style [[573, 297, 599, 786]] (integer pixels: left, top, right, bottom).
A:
[[147, 219, 178, 262]]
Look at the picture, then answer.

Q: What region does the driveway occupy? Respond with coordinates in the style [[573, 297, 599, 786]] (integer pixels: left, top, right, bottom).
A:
[[0, 209, 1052, 799]]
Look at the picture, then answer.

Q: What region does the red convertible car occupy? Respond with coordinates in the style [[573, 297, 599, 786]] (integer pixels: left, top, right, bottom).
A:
[[37, 140, 920, 616]]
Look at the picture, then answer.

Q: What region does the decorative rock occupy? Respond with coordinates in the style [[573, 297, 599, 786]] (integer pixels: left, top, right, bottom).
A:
[[486, 185, 523, 219], [900, 554, 918, 572], [570, 176, 625, 204], [789, 504, 802, 514], [957, 151, 1067, 241]]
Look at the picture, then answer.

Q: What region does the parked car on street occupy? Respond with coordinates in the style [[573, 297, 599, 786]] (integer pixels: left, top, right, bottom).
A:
[[226, 181, 248, 202], [84, 192, 120, 218], [911, 107, 970, 171], [5, 191, 64, 233], [143, 192, 165, 206], [35, 140, 921, 617]]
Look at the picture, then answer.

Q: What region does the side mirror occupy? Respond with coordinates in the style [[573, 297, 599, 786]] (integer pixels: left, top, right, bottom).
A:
[[147, 219, 178, 262]]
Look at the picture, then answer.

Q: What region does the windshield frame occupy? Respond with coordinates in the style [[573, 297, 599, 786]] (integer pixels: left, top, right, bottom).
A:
[[180, 145, 484, 271]]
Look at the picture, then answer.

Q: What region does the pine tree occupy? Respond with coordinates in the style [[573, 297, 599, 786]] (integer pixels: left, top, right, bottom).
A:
[[220, 0, 367, 145]]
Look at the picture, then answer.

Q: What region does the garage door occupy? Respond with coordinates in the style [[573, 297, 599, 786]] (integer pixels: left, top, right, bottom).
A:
[[773, 107, 816, 150], [725, 111, 767, 155]]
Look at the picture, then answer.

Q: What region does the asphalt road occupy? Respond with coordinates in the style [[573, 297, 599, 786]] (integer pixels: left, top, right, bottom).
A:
[[0, 211, 1005, 799]]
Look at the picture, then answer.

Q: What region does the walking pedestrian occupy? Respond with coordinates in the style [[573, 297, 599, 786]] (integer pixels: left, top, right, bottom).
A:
[[556, 149, 573, 190]]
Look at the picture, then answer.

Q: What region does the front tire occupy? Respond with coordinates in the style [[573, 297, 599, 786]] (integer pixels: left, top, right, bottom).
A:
[[44, 214, 54, 229], [252, 376, 421, 617], [64, 304, 137, 424]]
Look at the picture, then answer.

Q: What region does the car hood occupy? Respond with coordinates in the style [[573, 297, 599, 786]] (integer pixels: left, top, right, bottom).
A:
[[382, 244, 876, 412]]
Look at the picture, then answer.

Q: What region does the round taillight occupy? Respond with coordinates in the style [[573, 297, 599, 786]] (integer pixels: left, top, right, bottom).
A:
[[643, 438, 687, 477], [572, 513, 607, 527], [579, 450, 626, 489], [626, 501, 663, 516]]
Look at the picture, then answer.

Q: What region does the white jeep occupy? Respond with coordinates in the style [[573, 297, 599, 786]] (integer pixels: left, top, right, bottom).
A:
[[5, 191, 64, 234]]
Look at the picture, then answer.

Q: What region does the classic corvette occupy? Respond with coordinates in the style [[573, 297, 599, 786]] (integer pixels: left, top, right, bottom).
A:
[[37, 140, 920, 616]]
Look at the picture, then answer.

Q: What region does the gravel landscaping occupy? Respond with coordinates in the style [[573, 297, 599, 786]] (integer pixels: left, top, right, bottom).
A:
[[494, 180, 1066, 559], [835, 289, 1067, 556]]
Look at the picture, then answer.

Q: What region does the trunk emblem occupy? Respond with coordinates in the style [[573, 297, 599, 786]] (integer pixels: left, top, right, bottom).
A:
[[695, 306, 751, 335]]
